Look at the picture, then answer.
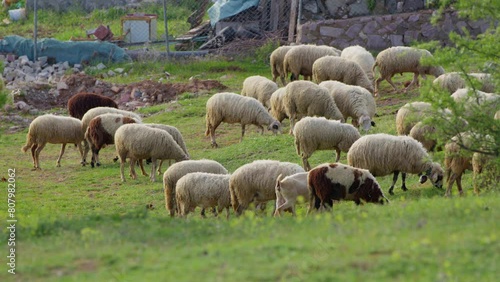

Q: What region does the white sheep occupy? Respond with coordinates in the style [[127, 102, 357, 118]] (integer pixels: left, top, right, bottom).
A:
[[115, 123, 189, 182], [294, 117, 361, 171], [283, 80, 344, 134], [283, 44, 341, 82], [312, 55, 374, 93], [408, 121, 438, 152], [163, 159, 229, 217], [340, 45, 376, 85], [451, 88, 499, 114], [205, 92, 281, 148], [240, 75, 278, 109], [144, 123, 190, 175], [319, 80, 377, 132], [274, 172, 309, 216], [269, 87, 288, 123], [85, 113, 138, 168], [176, 172, 232, 219], [372, 46, 445, 95], [229, 160, 305, 215], [21, 114, 85, 170], [395, 102, 433, 136], [81, 106, 142, 165], [433, 72, 495, 94], [347, 133, 444, 195], [270, 45, 295, 86]]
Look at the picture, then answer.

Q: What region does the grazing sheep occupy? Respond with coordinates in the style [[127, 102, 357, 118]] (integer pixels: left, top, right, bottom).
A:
[[307, 163, 388, 213], [274, 172, 309, 216], [340, 45, 376, 85], [240, 75, 278, 109], [81, 107, 142, 164], [269, 87, 288, 123], [270, 45, 295, 86], [283, 45, 341, 82], [283, 80, 344, 134], [176, 172, 231, 219], [115, 124, 189, 182], [451, 88, 499, 116], [294, 117, 361, 171], [409, 121, 438, 152], [395, 102, 433, 136], [229, 160, 305, 215], [312, 56, 374, 93], [372, 46, 444, 95], [319, 80, 377, 132], [205, 92, 281, 148], [85, 113, 137, 168], [21, 114, 84, 170], [472, 151, 498, 195], [433, 72, 495, 94], [67, 92, 118, 120], [144, 123, 190, 175], [444, 133, 475, 197], [347, 133, 444, 195], [163, 159, 228, 217]]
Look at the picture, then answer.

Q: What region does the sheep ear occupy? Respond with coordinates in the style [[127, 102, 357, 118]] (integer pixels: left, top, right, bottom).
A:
[[419, 175, 428, 184], [371, 121, 376, 127]]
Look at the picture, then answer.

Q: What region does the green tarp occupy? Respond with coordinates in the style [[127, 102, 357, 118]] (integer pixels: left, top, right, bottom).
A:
[[0, 35, 131, 65]]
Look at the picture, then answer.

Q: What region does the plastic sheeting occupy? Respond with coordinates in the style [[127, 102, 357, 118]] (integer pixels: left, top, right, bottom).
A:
[[0, 35, 131, 65], [207, 0, 260, 27]]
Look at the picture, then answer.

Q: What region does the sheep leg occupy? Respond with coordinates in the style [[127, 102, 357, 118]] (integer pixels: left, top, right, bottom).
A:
[[138, 160, 148, 176], [279, 75, 286, 87], [157, 160, 164, 175], [456, 174, 464, 196], [240, 124, 246, 141], [445, 173, 457, 197], [276, 200, 294, 216], [76, 142, 85, 166], [385, 76, 400, 92], [82, 139, 90, 166], [149, 159, 157, 182], [289, 116, 296, 135], [388, 171, 400, 195], [200, 208, 207, 218], [404, 73, 419, 92], [401, 172, 408, 191], [56, 143, 67, 167], [302, 157, 311, 171], [129, 158, 137, 180], [119, 159, 126, 182], [209, 122, 220, 148], [30, 144, 38, 169], [334, 148, 341, 163]]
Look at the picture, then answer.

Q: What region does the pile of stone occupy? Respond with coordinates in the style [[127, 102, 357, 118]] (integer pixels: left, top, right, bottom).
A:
[[1, 54, 82, 85]]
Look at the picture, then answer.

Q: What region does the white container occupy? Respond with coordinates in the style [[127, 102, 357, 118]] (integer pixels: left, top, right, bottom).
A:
[[122, 14, 158, 44], [8, 8, 26, 21]]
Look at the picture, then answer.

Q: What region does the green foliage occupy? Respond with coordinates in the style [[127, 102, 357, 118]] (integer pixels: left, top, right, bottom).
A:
[[254, 39, 281, 65], [367, 0, 377, 11]]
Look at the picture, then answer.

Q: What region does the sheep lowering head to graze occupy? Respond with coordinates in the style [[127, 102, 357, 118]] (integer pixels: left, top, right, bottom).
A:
[[312, 56, 374, 94], [115, 123, 189, 182], [340, 45, 376, 86], [270, 45, 295, 86], [347, 133, 444, 195], [163, 159, 228, 217], [307, 163, 389, 213], [433, 72, 495, 94], [229, 160, 305, 215], [274, 172, 309, 217], [395, 102, 434, 136], [205, 92, 281, 148], [240, 75, 278, 109], [294, 117, 361, 171], [451, 88, 499, 117], [283, 80, 344, 134], [21, 114, 85, 170], [319, 80, 377, 132], [283, 44, 340, 82], [176, 172, 232, 219], [372, 46, 444, 96], [81, 107, 142, 165], [85, 113, 137, 168], [67, 92, 118, 120]]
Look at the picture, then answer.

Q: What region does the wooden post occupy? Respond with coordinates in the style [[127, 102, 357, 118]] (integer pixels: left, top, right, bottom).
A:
[[288, 0, 298, 42], [270, 0, 279, 31]]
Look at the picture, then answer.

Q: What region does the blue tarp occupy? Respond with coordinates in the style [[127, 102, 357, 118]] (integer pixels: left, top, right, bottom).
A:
[[207, 0, 260, 27], [0, 35, 131, 65]]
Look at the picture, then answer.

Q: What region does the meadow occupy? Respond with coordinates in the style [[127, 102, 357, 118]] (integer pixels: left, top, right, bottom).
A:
[[1, 4, 499, 282]]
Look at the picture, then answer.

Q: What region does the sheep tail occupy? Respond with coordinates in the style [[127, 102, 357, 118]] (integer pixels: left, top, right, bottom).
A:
[[205, 117, 210, 137], [372, 61, 378, 74], [21, 133, 34, 153]]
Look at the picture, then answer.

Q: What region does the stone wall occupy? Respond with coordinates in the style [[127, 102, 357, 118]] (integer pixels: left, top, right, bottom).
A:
[[296, 9, 493, 51], [25, 0, 155, 13]]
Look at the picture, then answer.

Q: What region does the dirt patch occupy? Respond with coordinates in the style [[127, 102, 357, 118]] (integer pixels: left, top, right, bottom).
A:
[[16, 73, 227, 111]]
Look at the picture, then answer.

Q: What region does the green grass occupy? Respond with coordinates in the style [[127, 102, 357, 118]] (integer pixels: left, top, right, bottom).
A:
[[1, 57, 498, 281]]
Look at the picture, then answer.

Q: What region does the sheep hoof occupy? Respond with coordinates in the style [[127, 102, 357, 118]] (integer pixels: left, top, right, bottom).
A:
[[211, 143, 218, 148], [388, 188, 394, 195], [401, 185, 408, 191], [90, 162, 95, 168], [96, 162, 101, 167], [113, 157, 119, 163]]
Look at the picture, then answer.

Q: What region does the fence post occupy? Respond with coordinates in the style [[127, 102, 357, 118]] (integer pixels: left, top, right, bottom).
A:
[[162, 0, 170, 59], [33, 0, 38, 61], [288, 0, 298, 43]]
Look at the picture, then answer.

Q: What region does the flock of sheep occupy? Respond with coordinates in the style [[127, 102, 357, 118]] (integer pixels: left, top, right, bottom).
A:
[[20, 43, 499, 218]]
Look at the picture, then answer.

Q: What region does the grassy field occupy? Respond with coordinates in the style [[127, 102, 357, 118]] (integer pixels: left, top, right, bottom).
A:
[[0, 55, 499, 281]]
